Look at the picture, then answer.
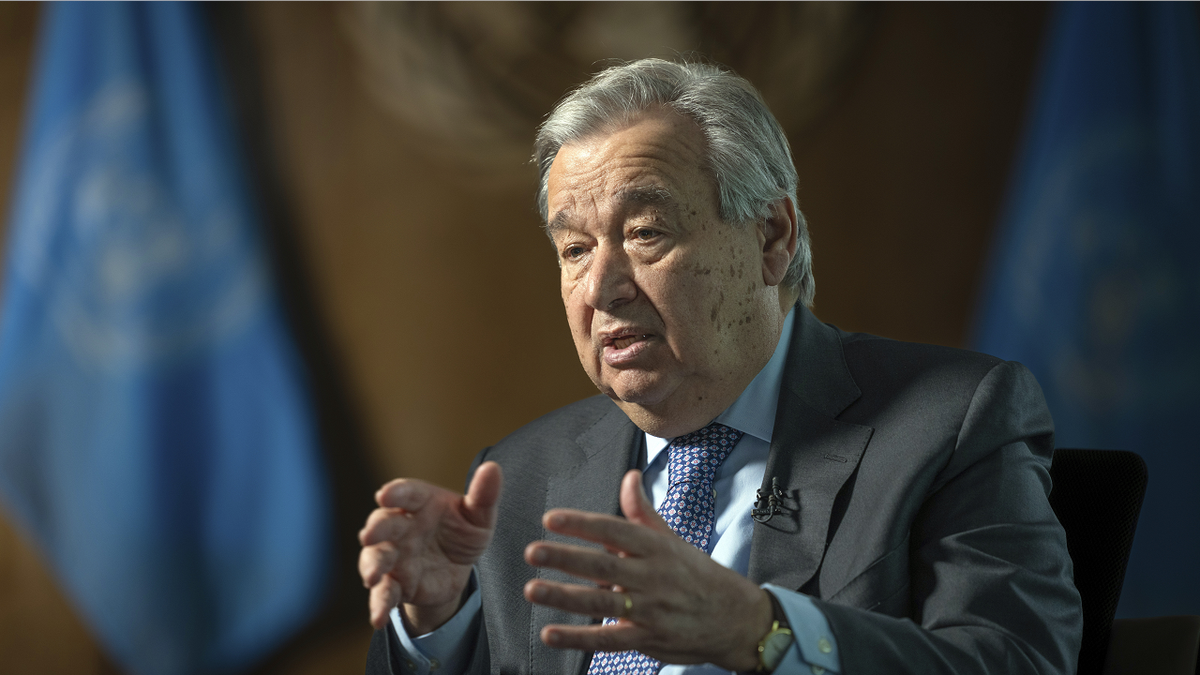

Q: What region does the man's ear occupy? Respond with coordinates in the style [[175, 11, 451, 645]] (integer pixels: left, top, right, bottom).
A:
[[758, 197, 798, 288]]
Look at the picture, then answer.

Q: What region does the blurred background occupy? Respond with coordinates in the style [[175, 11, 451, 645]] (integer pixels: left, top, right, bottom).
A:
[[0, 3, 1195, 674]]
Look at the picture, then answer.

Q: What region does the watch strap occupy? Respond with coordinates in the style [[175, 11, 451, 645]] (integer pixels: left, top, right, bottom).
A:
[[752, 591, 794, 673]]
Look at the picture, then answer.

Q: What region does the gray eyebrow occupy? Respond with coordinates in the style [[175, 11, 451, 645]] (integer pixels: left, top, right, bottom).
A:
[[616, 185, 674, 206], [546, 186, 675, 236], [546, 210, 572, 236]]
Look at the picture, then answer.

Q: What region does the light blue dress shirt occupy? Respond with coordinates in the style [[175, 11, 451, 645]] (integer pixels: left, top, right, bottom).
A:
[[392, 308, 841, 675]]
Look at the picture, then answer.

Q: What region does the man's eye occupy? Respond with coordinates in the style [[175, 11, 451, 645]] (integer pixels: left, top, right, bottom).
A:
[[633, 228, 659, 241], [563, 245, 586, 260]]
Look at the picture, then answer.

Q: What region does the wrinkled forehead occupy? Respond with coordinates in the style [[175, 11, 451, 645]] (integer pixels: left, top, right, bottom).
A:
[[545, 110, 714, 225]]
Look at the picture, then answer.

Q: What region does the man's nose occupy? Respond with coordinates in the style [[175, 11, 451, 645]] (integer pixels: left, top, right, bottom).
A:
[[583, 243, 637, 311]]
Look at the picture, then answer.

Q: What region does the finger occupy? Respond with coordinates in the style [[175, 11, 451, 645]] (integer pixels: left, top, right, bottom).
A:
[[525, 540, 640, 586], [358, 542, 401, 588], [369, 576, 403, 630], [358, 507, 414, 546], [540, 620, 643, 652], [542, 509, 660, 556], [524, 579, 633, 619], [462, 461, 503, 530], [619, 470, 672, 534], [376, 478, 436, 511]]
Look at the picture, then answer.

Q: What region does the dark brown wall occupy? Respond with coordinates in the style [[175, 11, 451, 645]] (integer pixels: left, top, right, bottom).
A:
[[0, 3, 1047, 673], [797, 4, 1047, 346]]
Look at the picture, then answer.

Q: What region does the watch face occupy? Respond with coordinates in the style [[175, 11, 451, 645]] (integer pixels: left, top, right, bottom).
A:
[[761, 628, 794, 670]]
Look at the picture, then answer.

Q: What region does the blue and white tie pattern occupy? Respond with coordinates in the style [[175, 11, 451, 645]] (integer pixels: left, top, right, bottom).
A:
[[586, 423, 743, 675]]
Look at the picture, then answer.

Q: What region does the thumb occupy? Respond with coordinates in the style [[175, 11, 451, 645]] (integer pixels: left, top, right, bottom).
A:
[[619, 470, 671, 534], [463, 461, 503, 530]]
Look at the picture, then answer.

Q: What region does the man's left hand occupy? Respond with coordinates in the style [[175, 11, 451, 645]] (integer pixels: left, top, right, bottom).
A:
[[523, 470, 773, 671]]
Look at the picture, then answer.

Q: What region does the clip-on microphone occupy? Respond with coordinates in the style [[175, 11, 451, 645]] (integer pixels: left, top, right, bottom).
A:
[[752, 477, 785, 523]]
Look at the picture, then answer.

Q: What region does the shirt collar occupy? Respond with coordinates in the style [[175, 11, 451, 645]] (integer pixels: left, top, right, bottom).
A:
[[645, 307, 796, 464]]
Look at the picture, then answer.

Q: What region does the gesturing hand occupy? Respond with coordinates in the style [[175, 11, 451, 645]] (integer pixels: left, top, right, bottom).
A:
[[523, 470, 772, 672], [358, 461, 503, 633]]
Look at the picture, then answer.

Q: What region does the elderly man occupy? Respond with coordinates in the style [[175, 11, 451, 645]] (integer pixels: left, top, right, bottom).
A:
[[359, 59, 1082, 675]]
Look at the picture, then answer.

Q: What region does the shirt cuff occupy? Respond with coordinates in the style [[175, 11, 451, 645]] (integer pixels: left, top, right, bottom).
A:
[[762, 583, 841, 675], [389, 571, 482, 675]]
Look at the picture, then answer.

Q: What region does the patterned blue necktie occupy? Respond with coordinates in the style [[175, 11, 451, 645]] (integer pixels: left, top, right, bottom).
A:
[[586, 423, 743, 675]]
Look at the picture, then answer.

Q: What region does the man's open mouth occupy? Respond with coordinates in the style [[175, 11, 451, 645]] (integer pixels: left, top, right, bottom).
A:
[[611, 334, 651, 350]]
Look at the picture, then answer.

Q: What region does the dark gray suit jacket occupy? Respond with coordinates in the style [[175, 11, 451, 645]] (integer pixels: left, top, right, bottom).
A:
[[368, 306, 1082, 675]]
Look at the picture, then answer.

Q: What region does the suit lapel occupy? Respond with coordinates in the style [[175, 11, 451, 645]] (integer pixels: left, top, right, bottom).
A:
[[747, 306, 874, 593], [531, 404, 642, 675]]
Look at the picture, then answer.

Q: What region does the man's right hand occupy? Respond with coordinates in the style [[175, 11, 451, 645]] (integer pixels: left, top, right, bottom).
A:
[[358, 461, 503, 633]]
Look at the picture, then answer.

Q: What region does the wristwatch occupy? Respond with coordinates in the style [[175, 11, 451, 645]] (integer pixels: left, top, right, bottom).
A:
[[754, 591, 794, 673]]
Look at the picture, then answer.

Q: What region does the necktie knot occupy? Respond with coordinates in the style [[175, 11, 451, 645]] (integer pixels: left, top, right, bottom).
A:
[[666, 422, 741, 489]]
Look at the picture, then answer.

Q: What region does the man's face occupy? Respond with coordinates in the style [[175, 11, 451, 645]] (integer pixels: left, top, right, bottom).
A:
[[546, 109, 787, 437]]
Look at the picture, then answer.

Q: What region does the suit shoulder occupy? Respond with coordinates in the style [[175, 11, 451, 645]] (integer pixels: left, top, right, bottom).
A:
[[837, 329, 1007, 394], [481, 394, 619, 465], [830, 328, 1050, 453]]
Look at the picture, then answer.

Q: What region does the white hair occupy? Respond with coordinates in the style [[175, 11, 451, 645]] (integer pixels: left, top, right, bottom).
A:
[[533, 58, 814, 307]]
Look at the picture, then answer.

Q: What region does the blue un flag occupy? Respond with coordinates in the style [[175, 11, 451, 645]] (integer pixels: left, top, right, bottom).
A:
[[973, 2, 1200, 617], [0, 4, 330, 674]]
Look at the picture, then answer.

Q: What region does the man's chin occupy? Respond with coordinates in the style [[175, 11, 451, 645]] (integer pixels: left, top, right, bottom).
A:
[[612, 399, 715, 439], [603, 381, 690, 436], [601, 373, 736, 438], [599, 373, 672, 408]]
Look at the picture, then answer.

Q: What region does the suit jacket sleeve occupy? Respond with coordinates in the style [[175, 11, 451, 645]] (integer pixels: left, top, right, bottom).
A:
[[814, 360, 1082, 675]]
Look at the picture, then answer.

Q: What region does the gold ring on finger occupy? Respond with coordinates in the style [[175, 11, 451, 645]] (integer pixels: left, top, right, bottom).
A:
[[618, 592, 633, 618]]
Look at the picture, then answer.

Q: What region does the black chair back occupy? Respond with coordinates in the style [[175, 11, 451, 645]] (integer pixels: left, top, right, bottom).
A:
[[1048, 448, 1148, 675]]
